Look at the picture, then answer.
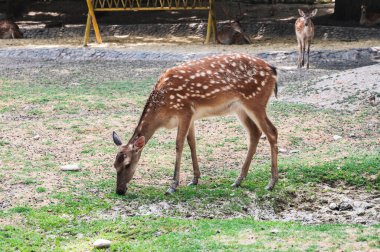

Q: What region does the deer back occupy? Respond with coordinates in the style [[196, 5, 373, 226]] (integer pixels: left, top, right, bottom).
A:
[[137, 54, 277, 130]]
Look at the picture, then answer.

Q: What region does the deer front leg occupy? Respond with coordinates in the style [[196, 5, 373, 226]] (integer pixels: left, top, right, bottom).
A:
[[187, 123, 201, 186], [301, 39, 306, 67], [166, 116, 192, 195], [306, 40, 311, 69], [297, 40, 302, 68]]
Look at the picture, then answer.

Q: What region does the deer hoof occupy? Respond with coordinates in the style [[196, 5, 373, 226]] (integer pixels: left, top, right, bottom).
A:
[[187, 180, 198, 186], [231, 181, 241, 188], [265, 180, 277, 191], [165, 187, 176, 195]]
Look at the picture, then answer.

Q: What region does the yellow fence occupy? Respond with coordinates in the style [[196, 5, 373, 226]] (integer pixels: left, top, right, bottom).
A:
[[84, 0, 216, 46]]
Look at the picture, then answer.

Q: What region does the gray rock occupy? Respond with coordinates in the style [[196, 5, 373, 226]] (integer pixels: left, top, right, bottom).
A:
[[339, 201, 353, 211], [32, 135, 40, 140], [329, 203, 338, 210], [289, 149, 299, 154], [93, 239, 111, 249], [279, 148, 287, 154], [333, 135, 342, 141], [60, 164, 81, 171]]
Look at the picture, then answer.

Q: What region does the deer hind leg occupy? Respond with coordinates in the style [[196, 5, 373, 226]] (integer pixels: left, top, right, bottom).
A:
[[231, 110, 262, 187], [166, 115, 192, 195], [245, 108, 278, 190], [187, 122, 201, 186]]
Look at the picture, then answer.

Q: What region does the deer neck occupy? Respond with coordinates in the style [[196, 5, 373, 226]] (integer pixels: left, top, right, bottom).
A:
[[360, 10, 367, 25], [131, 90, 166, 144]]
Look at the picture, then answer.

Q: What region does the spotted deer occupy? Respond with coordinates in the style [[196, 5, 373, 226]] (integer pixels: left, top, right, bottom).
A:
[[360, 5, 380, 26], [0, 20, 23, 39], [112, 54, 278, 195], [295, 9, 317, 69]]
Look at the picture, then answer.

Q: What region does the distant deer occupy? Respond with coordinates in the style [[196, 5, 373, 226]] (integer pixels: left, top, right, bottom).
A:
[[112, 54, 279, 195], [295, 8, 317, 69], [217, 3, 251, 45], [360, 4, 380, 26], [0, 19, 23, 39]]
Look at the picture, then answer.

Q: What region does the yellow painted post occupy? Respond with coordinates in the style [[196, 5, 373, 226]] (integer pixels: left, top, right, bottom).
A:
[[83, 14, 92, 46], [205, 0, 216, 43], [86, 0, 103, 44]]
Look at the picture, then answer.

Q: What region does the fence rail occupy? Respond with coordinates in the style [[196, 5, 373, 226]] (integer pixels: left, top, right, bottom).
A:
[[84, 0, 216, 45]]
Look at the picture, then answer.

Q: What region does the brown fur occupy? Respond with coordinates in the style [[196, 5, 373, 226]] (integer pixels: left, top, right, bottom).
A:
[[360, 5, 380, 26], [113, 54, 279, 195], [295, 9, 317, 69], [0, 20, 23, 39]]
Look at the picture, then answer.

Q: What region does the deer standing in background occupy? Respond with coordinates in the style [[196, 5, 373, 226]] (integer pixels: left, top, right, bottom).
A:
[[0, 19, 23, 39], [217, 3, 251, 45], [295, 9, 317, 69], [112, 54, 279, 195], [360, 5, 380, 26]]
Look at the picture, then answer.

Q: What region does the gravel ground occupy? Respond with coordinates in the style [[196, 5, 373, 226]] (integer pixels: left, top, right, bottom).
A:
[[0, 45, 379, 111]]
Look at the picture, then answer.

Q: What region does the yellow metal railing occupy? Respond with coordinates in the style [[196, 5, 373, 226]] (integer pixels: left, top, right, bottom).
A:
[[84, 0, 216, 45]]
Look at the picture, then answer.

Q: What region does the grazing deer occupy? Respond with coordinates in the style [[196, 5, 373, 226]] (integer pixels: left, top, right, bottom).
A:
[[112, 54, 279, 195], [217, 3, 251, 45], [360, 5, 380, 26], [0, 19, 23, 39], [295, 9, 317, 69]]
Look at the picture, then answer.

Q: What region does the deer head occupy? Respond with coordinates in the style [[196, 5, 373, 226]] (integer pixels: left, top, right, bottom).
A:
[[112, 131, 145, 195], [298, 9, 318, 27]]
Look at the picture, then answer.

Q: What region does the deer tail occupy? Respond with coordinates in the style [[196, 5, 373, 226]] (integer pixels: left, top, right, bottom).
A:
[[269, 64, 278, 98]]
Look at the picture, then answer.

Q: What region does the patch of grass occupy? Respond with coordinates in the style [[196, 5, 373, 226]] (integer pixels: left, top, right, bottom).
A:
[[36, 187, 46, 193], [0, 214, 378, 251]]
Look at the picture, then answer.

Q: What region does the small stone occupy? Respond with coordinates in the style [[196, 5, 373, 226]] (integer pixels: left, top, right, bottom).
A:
[[329, 203, 338, 210], [289, 149, 299, 154], [32, 135, 40, 140], [60, 164, 81, 171], [333, 135, 342, 141], [339, 201, 353, 211], [270, 229, 279, 234], [260, 135, 267, 140], [349, 133, 356, 138], [77, 233, 84, 239], [356, 209, 366, 216], [93, 239, 111, 249], [279, 148, 287, 154]]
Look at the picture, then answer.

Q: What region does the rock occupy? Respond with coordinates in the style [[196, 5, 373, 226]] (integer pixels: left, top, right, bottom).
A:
[[260, 135, 267, 140], [329, 203, 338, 210], [270, 229, 279, 234], [339, 201, 353, 211], [32, 135, 40, 140], [60, 164, 81, 171], [333, 135, 342, 141], [289, 149, 299, 154], [77, 233, 84, 239], [356, 209, 366, 216], [354, 217, 366, 224], [93, 239, 111, 249], [279, 148, 287, 154]]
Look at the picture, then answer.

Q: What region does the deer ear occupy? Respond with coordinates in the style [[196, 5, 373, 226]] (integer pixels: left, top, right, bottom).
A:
[[133, 136, 145, 151], [113, 131, 123, 146], [298, 9, 305, 17], [311, 9, 318, 17]]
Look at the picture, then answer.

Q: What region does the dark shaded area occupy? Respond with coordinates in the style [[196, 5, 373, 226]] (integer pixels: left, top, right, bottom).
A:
[[334, 0, 380, 21]]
